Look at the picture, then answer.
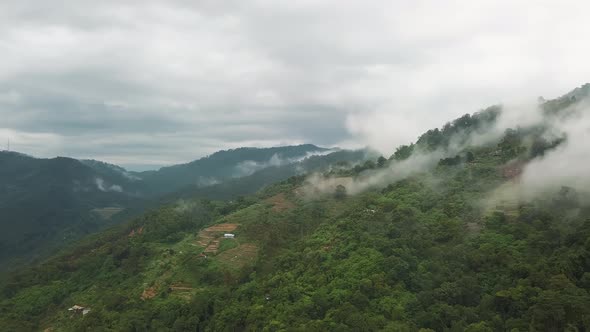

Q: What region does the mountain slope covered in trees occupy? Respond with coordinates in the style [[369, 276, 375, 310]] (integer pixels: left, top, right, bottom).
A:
[[2, 86, 590, 331], [0, 145, 367, 273], [135, 144, 331, 195], [0, 152, 147, 271]]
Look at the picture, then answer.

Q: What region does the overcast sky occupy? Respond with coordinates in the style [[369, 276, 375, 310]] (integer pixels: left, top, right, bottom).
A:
[[1, 0, 589, 170]]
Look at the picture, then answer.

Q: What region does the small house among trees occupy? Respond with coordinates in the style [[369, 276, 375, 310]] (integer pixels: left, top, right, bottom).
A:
[[68, 305, 91, 316]]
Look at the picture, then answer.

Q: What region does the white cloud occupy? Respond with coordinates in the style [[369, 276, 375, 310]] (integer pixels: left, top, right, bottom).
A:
[[94, 177, 123, 192], [521, 102, 590, 197], [0, 1, 589, 168], [234, 149, 336, 177]]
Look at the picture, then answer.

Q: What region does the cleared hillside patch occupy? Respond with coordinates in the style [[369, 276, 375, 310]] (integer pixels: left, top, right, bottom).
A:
[[265, 193, 295, 212], [195, 223, 239, 254], [216, 243, 258, 269]]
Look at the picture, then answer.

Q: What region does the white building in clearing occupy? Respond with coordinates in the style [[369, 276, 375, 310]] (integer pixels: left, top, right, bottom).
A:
[[224, 233, 235, 239], [68, 305, 91, 316]]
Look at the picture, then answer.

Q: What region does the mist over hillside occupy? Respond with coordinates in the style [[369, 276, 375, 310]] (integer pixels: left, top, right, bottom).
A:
[[310, 84, 590, 202], [2, 85, 590, 331], [134, 144, 333, 195], [0, 145, 369, 273]]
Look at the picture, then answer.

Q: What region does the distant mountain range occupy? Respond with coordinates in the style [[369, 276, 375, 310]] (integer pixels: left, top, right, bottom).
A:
[[131, 144, 334, 195], [0, 145, 370, 271]]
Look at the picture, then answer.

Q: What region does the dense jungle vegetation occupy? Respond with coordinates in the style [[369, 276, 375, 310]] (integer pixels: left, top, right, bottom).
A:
[[2, 90, 590, 331]]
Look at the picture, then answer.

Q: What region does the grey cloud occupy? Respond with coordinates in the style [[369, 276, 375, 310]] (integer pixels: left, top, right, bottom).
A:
[[1, 1, 589, 169], [0, 94, 184, 135]]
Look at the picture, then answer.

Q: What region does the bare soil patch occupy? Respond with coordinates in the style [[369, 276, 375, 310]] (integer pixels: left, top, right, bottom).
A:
[[141, 286, 157, 300], [170, 283, 193, 291], [266, 193, 295, 212], [205, 223, 239, 232]]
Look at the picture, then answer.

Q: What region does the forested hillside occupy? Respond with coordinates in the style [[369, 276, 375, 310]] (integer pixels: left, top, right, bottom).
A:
[[135, 144, 331, 195], [0, 145, 366, 274], [163, 149, 371, 202], [2, 86, 590, 331], [0, 152, 147, 271]]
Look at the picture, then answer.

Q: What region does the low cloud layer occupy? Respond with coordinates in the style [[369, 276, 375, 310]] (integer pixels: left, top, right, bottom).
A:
[[520, 103, 590, 197], [234, 150, 335, 177], [95, 178, 123, 193], [305, 90, 590, 202], [1, 1, 589, 169], [304, 151, 444, 196]]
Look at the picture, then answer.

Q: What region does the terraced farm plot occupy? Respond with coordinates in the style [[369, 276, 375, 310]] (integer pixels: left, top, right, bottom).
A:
[[204, 239, 220, 254], [195, 223, 239, 254], [205, 224, 240, 232], [169, 283, 196, 301]]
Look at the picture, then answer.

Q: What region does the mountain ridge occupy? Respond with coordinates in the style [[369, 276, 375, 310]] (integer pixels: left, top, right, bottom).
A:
[[0, 144, 368, 272]]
